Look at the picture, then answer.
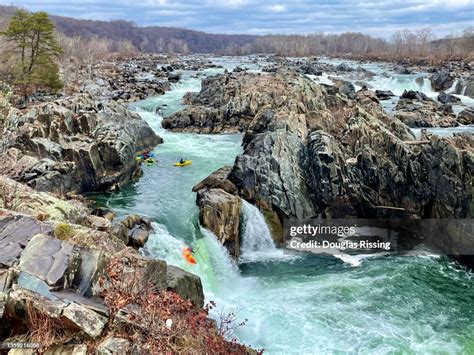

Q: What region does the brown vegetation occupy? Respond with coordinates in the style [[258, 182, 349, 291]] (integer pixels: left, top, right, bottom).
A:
[[97, 256, 256, 354], [11, 256, 258, 354]]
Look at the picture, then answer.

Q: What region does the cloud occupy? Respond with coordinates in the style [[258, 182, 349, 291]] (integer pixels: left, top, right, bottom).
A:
[[0, 0, 471, 37], [268, 4, 286, 13]]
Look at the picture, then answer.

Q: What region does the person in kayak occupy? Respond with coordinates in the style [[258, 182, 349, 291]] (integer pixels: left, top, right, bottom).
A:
[[180, 158, 185, 164]]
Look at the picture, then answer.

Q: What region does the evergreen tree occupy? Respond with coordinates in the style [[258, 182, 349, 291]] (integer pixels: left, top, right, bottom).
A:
[[1, 10, 63, 95]]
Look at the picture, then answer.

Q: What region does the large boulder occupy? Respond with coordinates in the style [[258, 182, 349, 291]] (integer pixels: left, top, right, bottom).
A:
[[192, 166, 238, 195], [0, 94, 161, 194], [5, 287, 107, 339], [458, 107, 474, 125], [430, 71, 455, 92], [0, 214, 53, 268], [110, 214, 153, 248], [437, 92, 461, 104], [196, 188, 242, 258], [166, 265, 204, 308], [18, 234, 80, 288]]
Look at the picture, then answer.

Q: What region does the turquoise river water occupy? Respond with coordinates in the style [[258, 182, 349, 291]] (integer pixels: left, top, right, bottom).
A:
[[95, 59, 474, 354]]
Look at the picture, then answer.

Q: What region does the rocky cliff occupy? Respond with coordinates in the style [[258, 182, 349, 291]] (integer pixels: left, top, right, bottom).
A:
[[0, 176, 248, 353], [0, 93, 161, 194], [182, 72, 472, 263]]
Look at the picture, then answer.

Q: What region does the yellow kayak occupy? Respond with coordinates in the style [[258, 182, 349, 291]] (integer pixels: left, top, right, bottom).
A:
[[174, 160, 192, 167]]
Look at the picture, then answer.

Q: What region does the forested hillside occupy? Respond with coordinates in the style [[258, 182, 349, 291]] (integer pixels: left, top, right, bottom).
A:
[[0, 4, 472, 58]]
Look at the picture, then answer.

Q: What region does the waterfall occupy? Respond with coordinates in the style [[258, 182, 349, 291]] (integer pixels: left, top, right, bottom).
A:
[[240, 200, 293, 262], [144, 223, 240, 294], [446, 79, 458, 94], [241, 201, 277, 254]]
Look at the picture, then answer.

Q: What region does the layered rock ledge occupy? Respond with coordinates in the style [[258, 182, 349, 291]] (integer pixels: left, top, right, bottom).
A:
[[0, 93, 161, 194]]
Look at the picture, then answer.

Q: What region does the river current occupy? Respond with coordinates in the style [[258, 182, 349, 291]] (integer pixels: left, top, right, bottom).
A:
[[95, 57, 474, 354]]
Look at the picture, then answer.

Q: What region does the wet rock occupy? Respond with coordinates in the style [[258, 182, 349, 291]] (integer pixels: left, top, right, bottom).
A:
[[400, 90, 430, 101], [196, 188, 242, 258], [463, 79, 474, 98], [430, 71, 455, 92], [231, 130, 315, 221], [168, 72, 181, 83], [336, 63, 354, 72], [437, 92, 461, 104], [375, 90, 394, 100], [130, 227, 149, 248], [111, 214, 153, 248], [166, 265, 204, 308]]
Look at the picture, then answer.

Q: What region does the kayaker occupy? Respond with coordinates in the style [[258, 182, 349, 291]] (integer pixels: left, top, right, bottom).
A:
[[180, 158, 185, 164]]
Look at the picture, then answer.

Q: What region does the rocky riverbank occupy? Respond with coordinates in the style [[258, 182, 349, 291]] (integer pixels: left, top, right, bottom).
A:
[[0, 176, 212, 352], [76, 54, 223, 103], [178, 70, 473, 266], [0, 68, 255, 352]]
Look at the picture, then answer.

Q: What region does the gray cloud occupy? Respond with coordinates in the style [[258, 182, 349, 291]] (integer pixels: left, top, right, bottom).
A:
[[1, 0, 472, 37]]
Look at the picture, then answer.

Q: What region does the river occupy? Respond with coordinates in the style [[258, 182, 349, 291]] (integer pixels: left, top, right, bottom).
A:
[[94, 57, 474, 354]]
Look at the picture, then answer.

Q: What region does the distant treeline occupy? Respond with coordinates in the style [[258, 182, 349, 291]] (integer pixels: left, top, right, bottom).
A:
[[0, 4, 473, 60]]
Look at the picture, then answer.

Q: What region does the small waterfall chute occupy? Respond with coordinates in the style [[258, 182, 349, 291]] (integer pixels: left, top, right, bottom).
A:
[[240, 200, 296, 263]]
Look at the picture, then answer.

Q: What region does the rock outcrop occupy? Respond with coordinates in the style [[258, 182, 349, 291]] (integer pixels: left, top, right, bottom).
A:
[[182, 73, 472, 225], [192, 167, 243, 258], [430, 71, 455, 92], [196, 188, 242, 258], [0, 177, 209, 352], [458, 107, 474, 125], [162, 72, 287, 133], [395, 90, 459, 127], [0, 94, 161, 194]]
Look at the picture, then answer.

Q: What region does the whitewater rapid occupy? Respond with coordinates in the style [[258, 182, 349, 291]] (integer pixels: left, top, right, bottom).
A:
[[94, 58, 474, 354]]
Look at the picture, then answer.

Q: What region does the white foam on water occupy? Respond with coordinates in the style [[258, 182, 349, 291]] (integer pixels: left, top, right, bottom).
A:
[[102, 57, 474, 354], [240, 201, 297, 263]]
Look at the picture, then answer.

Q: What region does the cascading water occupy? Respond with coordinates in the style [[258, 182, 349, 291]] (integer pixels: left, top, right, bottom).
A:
[[240, 200, 293, 263], [95, 57, 474, 354]]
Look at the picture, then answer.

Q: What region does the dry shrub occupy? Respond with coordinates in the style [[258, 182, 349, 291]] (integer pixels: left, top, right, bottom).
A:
[[25, 302, 73, 352], [98, 256, 260, 354]]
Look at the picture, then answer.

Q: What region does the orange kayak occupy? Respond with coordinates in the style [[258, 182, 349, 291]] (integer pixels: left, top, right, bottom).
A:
[[182, 247, 197, 265]]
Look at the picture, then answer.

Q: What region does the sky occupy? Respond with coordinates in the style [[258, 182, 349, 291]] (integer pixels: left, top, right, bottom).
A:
[[1, 0, 473, 38]]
